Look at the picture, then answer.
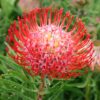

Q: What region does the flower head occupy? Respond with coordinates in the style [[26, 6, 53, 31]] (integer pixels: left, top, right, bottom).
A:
[[94, 47, 100, 66], [91, 40, 100, 70], [6, 8, 94, 79]]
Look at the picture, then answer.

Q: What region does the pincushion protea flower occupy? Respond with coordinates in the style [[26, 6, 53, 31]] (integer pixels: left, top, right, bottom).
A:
[[6, 8, 94, 79], [93, 46, 100, 66], [91, 40, 100, 70]]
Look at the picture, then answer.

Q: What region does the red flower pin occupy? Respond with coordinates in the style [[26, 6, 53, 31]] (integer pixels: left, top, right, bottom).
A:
[[6, 8, 94, 79]]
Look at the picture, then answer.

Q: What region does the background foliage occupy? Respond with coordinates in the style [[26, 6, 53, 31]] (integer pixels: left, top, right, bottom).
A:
[[0, 0, 100, 100]]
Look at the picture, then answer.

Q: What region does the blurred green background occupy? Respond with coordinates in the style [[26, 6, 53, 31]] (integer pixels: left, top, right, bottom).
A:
[[0, 0, 100, 100]]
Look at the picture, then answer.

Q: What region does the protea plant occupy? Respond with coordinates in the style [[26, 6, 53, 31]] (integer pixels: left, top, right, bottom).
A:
[[93, 46, 100, 66], [91, 40, 100, 70], [6, 8, 94, 80]]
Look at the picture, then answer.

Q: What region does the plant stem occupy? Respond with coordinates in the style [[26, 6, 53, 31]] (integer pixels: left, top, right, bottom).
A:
[[85, 82, 90, 100], [39, 0, 44, 8], [37, 79, 44, 100], [85, 73, 92, 100]]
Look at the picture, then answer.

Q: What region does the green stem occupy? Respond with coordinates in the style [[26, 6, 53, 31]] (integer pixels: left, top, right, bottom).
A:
[[37, 79, 44, 100], [39, 0, 44, 8], [85, 74, 92, 100], [85, 83, 90, 100]]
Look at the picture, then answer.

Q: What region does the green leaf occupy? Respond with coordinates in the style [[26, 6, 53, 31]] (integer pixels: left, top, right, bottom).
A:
[[1, 0, 16, 16], [0, 64, 8, 73], [0, 54, 22, 71], [0, 79, 36, 100]]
